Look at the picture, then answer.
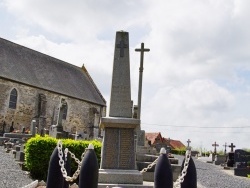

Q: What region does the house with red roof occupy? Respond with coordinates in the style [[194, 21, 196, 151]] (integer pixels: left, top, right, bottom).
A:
[[145, 132, 186, 150]]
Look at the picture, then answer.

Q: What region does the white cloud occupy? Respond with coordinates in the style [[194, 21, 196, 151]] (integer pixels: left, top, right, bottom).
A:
[[1, 0, 250, 149]]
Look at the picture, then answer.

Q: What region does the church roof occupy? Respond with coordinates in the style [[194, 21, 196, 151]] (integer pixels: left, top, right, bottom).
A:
[[0, 37, 106, 106]]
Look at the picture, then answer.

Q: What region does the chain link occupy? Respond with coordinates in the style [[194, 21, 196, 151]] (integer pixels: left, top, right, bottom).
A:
[[173, 149, 191, 188], [140, 148, 192, 188], [140, 157, 159, 173], [57, 140, 86, 182]]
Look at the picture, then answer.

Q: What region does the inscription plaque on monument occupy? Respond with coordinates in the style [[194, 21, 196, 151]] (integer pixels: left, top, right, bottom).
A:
[[101, 128, 135, 169]]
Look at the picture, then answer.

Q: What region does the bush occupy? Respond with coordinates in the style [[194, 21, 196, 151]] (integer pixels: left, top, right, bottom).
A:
[[171, 148, 186, 155], [24, 135, 102, 180]]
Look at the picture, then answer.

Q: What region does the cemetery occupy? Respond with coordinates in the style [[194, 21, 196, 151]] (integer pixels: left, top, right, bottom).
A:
[[0, 31, 250, 188]]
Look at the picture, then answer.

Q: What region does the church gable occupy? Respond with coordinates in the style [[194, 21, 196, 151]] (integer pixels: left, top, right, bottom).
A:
[[0, 37, 106, 106]]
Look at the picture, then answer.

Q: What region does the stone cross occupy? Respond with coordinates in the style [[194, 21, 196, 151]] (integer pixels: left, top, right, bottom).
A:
[[223, 142, 227, 154], [212, 141, 219, 154], [56, 98, 67, 131], [187, 139, 191, 147], [135, 43, 150, 120], [116, 39, 128, 57], [228, 143, 235, 152]]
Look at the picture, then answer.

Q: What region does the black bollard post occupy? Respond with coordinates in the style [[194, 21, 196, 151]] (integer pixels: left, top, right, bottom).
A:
[[62, 153, 71, 188], [180, 154, 197, 188], [78, 143, 99, 188], [47, 147, 64, 188], [154, 148, 173, 188]]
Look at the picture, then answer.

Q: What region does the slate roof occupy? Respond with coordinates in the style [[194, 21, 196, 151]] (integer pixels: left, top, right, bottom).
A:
[[0, 37, 106, 106]]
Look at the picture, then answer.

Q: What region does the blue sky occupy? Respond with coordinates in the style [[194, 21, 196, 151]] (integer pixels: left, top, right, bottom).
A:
[[1, 0, 250, 151]]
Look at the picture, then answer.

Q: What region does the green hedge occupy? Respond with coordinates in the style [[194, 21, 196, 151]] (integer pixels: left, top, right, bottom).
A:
[[171, 148, 186, 155], [24, 135, 102, 180]]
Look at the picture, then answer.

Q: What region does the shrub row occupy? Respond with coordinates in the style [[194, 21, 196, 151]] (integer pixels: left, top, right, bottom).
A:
[[171, 148, 186, 155], [24, 135, 102, 180]]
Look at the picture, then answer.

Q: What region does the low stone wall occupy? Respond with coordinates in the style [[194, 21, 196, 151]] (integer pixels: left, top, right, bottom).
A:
[[3, 133, 32, 139]]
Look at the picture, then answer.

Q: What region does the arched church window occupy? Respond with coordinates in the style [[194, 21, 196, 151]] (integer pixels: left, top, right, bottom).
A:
[[62, 102, 68, 120], [9, 88, 17, 109]]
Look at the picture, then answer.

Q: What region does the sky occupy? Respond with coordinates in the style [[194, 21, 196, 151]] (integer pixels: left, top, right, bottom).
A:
[[1, 0, 250, 151]]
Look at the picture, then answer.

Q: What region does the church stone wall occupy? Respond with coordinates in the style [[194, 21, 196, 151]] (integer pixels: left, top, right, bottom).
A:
[[0, 78, 105, 137]]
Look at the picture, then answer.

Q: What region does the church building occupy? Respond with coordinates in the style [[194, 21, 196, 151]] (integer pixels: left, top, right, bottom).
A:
[[0, 37, 106, 138]]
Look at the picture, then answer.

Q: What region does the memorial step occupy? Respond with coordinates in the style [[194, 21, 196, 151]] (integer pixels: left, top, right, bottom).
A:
[[136, 148, 157, 155], [136, 154, 158, 162], [98, 181, 153, 188]]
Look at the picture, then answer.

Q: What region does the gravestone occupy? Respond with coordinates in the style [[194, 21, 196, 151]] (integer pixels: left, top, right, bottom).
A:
[[212, 141, 219, 161], [234, 149, 250, 177], [50, 98, 68, 138], [227, 152, 235, 167], [99, 31, 143, 185], [234, 149, 250, 164], [37, 93, 47, 135], [214, 155, 227, 165], [30, 120, 37, 136]]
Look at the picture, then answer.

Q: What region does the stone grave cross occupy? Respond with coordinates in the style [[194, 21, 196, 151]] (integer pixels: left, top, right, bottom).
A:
[[223, 142, 227, 154], [228, 143, 235, 152], [212, 141, 219, 154], [187, 139, 191, 150], [187, 139, 191, 147], [50, 98, 67, 138], [135, 43, 150, 120]]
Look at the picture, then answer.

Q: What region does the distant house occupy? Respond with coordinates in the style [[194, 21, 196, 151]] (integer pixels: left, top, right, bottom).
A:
[[163, 138, 186, 150], [145, 132, 163, 146], [0, 37, 106, 138], [145, 132, 185, 150]]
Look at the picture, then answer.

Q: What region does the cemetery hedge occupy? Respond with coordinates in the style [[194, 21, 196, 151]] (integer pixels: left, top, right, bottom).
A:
[[171, 148, 186, 155], [24, 135, 102, 180]]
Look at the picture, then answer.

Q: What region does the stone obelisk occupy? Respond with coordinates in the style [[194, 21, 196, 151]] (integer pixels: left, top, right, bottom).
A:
[[99, 31, 142, 185]]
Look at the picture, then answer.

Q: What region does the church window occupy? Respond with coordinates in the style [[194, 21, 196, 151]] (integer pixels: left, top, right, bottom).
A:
[[9, 88, 17, 109], [62, 103, 68, 120]]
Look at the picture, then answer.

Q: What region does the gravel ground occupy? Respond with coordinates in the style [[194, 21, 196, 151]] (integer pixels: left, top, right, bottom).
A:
[[0, 146, 34, 188], [175, 155, 250, 188], [1, 146, 250, 188]]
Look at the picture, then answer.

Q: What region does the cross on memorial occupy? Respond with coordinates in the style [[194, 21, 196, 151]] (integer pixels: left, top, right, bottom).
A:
[[135, 43, 150, 120], [228, 143, 235, 152], [116, 39, 128, 57], [212, 141, 219, 154], [223, 142, 227, 154]]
